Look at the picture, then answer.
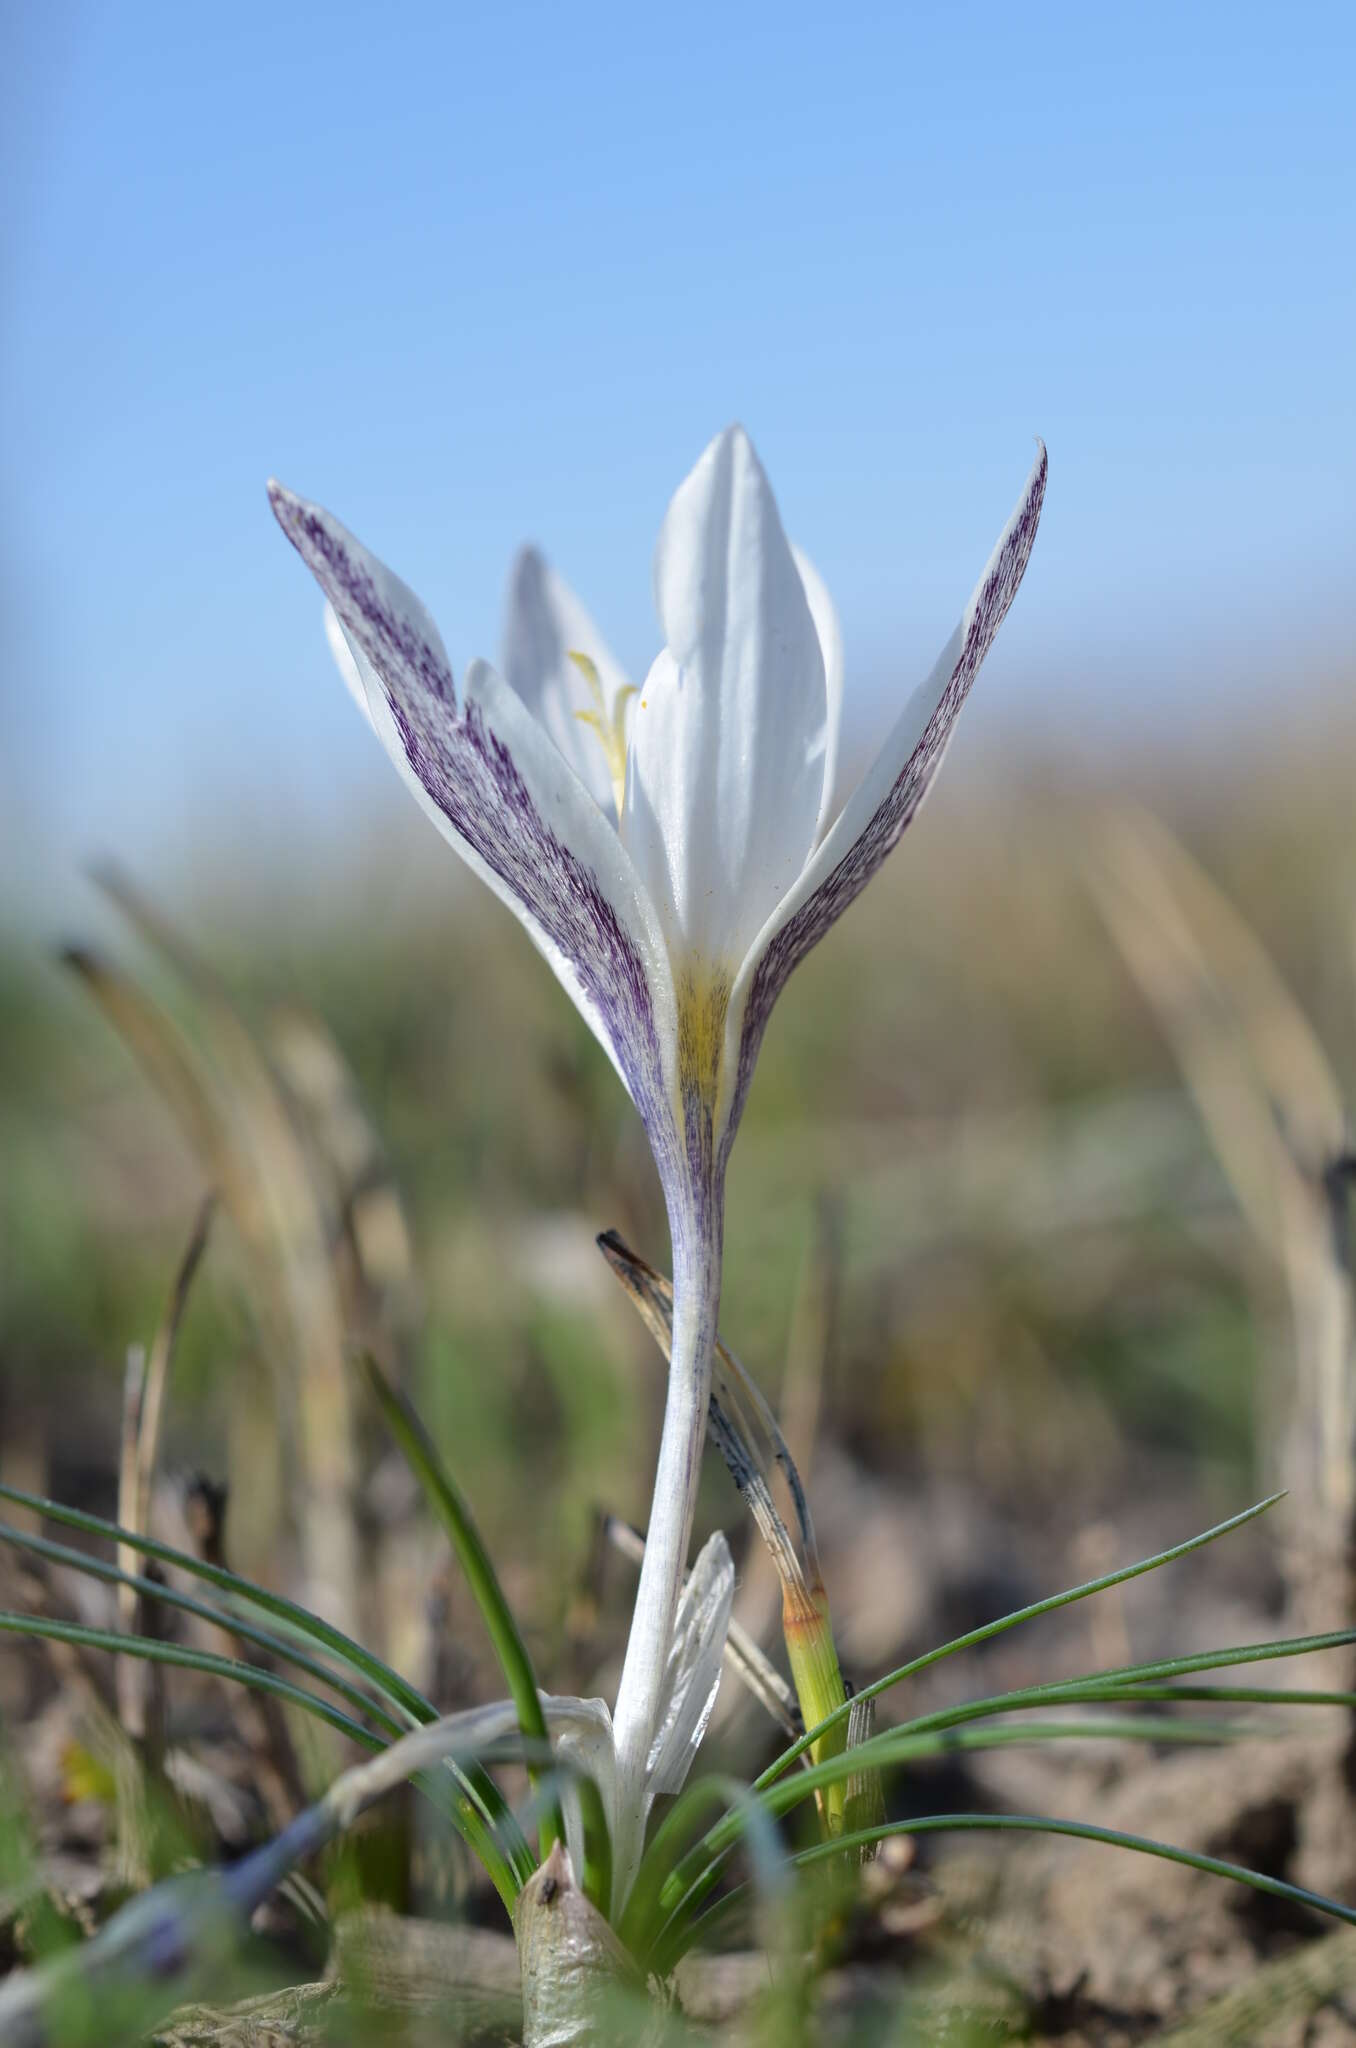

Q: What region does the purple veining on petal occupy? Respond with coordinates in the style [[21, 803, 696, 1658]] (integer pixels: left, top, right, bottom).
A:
[[675, 1083, 721, 1272], [269, 483, 679, 1188], [720, 445, 1048, 1174], [397, 692, 675, 1169], [271, 486, 455, 709]]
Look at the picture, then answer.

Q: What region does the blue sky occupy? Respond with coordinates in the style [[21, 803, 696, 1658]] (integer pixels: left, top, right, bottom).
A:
[[3, 1, 1352, 912]]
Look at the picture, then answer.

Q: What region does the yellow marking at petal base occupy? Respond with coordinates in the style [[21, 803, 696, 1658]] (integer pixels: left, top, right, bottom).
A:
[[569, 649, 635, 815], [676, 964, 731, 1118]]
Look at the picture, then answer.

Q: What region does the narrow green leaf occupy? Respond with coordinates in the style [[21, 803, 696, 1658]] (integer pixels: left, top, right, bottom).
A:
[[1073, 1683, 1356, 1708], [357, 1351, 565, 1871], [0, 1519, 402, 1738], [0, 1480, 430, 1722], [647, 1638, 1356, 1957], [0, 1611, 526, 1912], [864, 1629, 1356, 1750], [0, 1482, 535, 1892], [662, 1629, 1356, 1944], [643, 1713, 1256, 1970], [619, 1777, 731, 1958], [680, 1811, 1356, 1965], [575, 1772, 613, 1919], [761, 1713, 1249, 1817], [0, 1610, 383, 1744], [757, 1494, 1286, 1786]]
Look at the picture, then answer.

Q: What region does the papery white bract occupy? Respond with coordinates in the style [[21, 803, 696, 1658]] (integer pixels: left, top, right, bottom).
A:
[[270, 425, 1045, 1908], [546, 1530, 734, 1908]]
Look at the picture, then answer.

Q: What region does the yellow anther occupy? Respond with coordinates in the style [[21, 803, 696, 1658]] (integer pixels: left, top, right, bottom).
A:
[[568, 649, 603, 695], [569, 649, 634, 815]]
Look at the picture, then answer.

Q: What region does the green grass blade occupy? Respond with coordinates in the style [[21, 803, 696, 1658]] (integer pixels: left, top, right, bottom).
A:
[[757, 1713, 1249, 1826], [620, 1772, 795, 1960], [0, 1610, 384, 1745], [0, 1610, 525, 1911], [639, 1778, 792, 1975], [648, 1631, 1356, 1966], [756, 1494, 1286, 1786], [767, 1712, 1249, 1806], [666, 1633, 1356, 1932], [0, 1483, 535, 1891], [575, 1769, 613, 1917], [0, 1480, 432, 1723], [848, 1629, 1356, 1751], [679, 1811, 1356, 1965], [620, 1777, 731, 1958], [1071, 1683, 1356, 1707], [643, 1713, 1256, 1970], [0, 1519, 403, 1738], [358, 1352, 564, 1867]]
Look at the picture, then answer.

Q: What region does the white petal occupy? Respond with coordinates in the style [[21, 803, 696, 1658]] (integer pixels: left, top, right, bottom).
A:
[[717, 444, 1048, 1160], [791, 544, 845, 847], [324, 599, 375, 730], [622, 426, 827, 968], [502, 547, 633, 820], [325, 598, 644, 1100], [645, 1529, 734, 1797], [269, 483, 680, 1145]]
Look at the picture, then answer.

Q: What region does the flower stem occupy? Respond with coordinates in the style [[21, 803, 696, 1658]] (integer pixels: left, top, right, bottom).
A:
[[608, 1190, 722, 1914]]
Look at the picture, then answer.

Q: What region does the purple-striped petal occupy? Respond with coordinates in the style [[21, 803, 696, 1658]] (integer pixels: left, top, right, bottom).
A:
[[718, 442, 1048, 1163], [269, 483, 680, 1162], [269, 482, 456, 710]]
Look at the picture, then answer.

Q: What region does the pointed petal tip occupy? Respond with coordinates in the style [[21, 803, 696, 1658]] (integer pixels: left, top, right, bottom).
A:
[[1022, 439, 1049, 535], [691, 1526, 735, 1594], [688, 420, 759, 477], [507, 541, 548, 592], [266, 476, 307, 541], [720, 419, 763, 469]]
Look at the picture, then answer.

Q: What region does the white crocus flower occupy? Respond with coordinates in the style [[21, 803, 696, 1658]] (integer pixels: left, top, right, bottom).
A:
[[270, 425, 1045, 1905]]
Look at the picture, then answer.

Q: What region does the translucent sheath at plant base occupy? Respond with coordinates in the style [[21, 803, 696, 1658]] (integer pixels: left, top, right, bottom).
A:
[[270, 426, 1046, 1903]]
